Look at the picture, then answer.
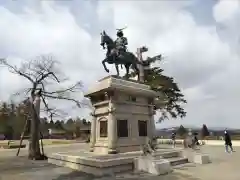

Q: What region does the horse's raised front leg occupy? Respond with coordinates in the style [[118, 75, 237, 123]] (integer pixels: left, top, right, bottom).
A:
[[115, 64, 120, 76], [102, 59, 109, 73]]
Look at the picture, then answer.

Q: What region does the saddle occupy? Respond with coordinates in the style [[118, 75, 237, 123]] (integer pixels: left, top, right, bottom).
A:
[[109, 48, 125, 59]]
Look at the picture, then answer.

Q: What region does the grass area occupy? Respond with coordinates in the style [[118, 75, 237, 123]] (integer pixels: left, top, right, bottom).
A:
[[0, 139, 78, 146], [0, 140, 12, 145], [41, 139, 77, 145]]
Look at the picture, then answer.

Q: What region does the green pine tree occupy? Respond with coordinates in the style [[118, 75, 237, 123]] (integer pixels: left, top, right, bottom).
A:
[[177, 125, 187, 137], [201, 124, 210, 139], [131, 54, 187, 121]]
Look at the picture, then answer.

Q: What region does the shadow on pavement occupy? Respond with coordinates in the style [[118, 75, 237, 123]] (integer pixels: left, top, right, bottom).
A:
[[52, 171, 95, 180], [0, 156, 53, 173], [53, 170, 202, 180]]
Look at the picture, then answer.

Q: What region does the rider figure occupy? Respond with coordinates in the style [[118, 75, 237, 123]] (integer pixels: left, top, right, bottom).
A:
[[115, 29, 128, 57]]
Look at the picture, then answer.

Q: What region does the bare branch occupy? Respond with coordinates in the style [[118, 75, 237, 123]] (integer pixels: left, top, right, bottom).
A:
[[42, 93, 82, 108], [11, 88, 32, 97], [1, 59, 34, 83], [36, 72, 60, 84], [42, 108, 68, 119], [44, 81, 83, 95], [39, 95, 66, 118]]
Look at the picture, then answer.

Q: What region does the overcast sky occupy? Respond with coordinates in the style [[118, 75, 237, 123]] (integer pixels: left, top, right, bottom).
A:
[[0, 0, 240, 129]]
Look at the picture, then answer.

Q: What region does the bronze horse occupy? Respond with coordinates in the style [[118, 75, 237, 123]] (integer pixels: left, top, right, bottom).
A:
[[100, 31, 141, 79]]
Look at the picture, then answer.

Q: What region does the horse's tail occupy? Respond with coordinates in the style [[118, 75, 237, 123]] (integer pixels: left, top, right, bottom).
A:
[[129, 52, 142, 65]]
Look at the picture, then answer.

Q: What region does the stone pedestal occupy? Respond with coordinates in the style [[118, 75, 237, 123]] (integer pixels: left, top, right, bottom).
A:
[[85, 75, 158, 154]]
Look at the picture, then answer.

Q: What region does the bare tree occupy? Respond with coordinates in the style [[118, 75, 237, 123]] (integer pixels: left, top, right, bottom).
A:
[[0, 56, 88, 160]]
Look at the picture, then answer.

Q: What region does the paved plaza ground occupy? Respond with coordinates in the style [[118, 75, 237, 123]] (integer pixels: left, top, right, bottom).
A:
[[0, 143, 239, 180]]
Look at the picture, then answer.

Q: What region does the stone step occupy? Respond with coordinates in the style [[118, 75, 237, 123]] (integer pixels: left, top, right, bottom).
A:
[[156, 151, 181, 159], [166, 157, 188, 166], [151, 150, 182, 160], [172, 162, 195, 169]]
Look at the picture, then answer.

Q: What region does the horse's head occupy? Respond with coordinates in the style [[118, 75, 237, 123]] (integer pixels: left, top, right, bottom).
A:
[[100, 30, 106, 49], [100, 30, 114, 49]]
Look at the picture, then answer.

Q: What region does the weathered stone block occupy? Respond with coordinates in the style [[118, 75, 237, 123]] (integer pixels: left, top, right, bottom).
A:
[[134, 156, 172, 175], [193, 154, 211, 164]]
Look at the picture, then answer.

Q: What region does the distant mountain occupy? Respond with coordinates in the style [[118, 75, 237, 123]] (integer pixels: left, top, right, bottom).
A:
[[158, 125, 240, 131], [158, 125, 200, 131], [207, 127, 239, 131]]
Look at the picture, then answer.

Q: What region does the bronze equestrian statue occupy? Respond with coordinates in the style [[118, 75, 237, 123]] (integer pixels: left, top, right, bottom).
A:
[[100, 30, 141, 80]]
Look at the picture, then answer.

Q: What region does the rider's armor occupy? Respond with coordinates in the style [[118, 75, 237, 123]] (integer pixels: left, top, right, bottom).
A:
[[115, 30, 128, 56], [115, 37, 128, 52]]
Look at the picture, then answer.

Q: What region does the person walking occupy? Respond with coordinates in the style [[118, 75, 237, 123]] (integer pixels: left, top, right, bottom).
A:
[[224, 130, 233, 153], [171, 132, 176, 148], [193, 132, 200, 146]]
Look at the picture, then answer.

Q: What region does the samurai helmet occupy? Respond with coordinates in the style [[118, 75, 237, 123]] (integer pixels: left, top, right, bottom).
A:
[[116, 26, 127, 37]]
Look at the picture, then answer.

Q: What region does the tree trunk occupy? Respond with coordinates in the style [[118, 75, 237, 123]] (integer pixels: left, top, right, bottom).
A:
[[28, 95, 41, 160]]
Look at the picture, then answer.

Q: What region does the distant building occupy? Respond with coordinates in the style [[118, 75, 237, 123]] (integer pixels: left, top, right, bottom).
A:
[[80, 125, 91, 135], [75, 125, 91, 139], [48, 128, 68, 139]]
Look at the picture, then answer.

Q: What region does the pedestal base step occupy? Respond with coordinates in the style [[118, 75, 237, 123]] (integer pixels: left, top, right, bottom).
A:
[[168, 157, 189, 166], [48, 149, 187, 176]]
